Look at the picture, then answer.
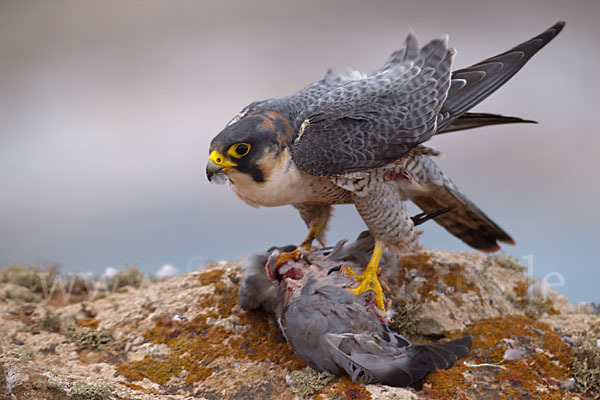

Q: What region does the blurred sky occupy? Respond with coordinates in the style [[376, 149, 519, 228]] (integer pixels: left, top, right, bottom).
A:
[[1, 0, 599, 303]]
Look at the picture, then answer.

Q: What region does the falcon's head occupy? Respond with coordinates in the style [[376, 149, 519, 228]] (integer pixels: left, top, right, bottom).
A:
[[206, 108, 295, 185]]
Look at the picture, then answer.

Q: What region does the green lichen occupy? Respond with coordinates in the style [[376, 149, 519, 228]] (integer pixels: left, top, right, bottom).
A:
[[32, 378, 66, 394], [523, 298, 557, 319], [571, 333, 600, 397], [69, 381, 112, 400], [37, 309, 62, 333], [0, 264, 93, 304], [63, 326, 113, 350], [288, 367, 334, 398], [14, 347, 35, 362], [487, 253, 527, 271], [0, 264, 58, 293], [108, 266, 149, 290], [0, 363, 6, 393], [390, 301, 421, 338], [511, 281, 558, 319]]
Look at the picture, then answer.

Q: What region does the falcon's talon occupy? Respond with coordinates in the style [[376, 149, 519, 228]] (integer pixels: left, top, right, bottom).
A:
[[300, 222, 328, 251], [351, 243, 386, 311], [341, 265, 355, 278], [274, 248, 303, 270], [352, 274, 385, 311]]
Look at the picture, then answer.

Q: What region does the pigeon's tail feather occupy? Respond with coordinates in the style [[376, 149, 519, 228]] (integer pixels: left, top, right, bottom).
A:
[[326, 230, 374, 264], [328, 333, 471, 387], [386, 335, 472, 386]]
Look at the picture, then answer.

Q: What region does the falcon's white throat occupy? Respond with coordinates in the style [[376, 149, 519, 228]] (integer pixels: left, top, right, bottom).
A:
[[225, 147, 350, 208]]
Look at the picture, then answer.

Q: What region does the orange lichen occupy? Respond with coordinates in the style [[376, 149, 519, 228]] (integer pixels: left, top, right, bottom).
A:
[[398, 254, 438, 301], [398, 254, 480, 305], [441, 263, 482, 306], [423, 364, 468, 389], [399, 253, 433, 270], [423, 314, 576, 399], [180, 355, 214, 384], [198, 268, 225, 285], [116, 268, 304, 386], [76, 318, 99, 330], [425, 315, 572, 399], [4, 304, 36, 326], [116, 354, 182, 385], [423, 385, 470, 400], [320, 376, 372, 400], [513, 281, 528, 300]]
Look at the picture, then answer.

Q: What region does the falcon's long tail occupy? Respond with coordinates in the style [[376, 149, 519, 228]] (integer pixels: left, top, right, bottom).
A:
[[401, 153, 515, 251]]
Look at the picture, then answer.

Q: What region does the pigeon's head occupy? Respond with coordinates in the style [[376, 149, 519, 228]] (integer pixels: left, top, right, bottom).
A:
[[265, 257, 305, 283]]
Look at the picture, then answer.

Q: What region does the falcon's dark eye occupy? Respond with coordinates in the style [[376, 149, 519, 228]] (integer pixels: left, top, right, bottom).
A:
[[235, 144, 249, 155], [229, 142, 251, 158]]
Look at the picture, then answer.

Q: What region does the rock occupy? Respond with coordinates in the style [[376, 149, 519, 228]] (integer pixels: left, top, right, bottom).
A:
[[155, 264, 179, 280], [0, 250, 598, 400], [502, 348, 525, 361]]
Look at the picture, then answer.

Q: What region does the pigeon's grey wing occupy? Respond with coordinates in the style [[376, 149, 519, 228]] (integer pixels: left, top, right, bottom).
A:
[[325, 231, 374, 264], [324, 333, 412, 385], [281, 286, 358, 375], [437, 112, 536, 134], [291, 36, 454, 176], [437, 22, 564, 131], [238, 252, 281, 314]]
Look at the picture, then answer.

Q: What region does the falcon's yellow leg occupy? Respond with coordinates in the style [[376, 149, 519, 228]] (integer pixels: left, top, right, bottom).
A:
[[352, 243, 386, 310], [299, 223, 326, 250], [274, 248, 303, 267]]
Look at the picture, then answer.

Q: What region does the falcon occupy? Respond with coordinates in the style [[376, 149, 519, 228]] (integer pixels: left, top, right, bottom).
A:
[[207, 22, 564, 310]]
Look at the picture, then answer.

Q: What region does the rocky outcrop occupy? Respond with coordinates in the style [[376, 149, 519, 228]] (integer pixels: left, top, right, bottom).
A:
[[0, 251, 598, 399]]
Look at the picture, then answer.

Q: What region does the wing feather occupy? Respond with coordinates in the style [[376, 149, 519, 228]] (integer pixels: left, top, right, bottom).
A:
[[292, 38, 454, 176], [437, 21, 564, 131]]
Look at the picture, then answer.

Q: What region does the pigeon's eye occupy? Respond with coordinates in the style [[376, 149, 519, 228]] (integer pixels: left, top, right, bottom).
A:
[[229, 143, 251, 158]]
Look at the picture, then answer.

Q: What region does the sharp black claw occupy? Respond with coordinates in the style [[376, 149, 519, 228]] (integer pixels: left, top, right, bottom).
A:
[[327, 265, 343, 275]]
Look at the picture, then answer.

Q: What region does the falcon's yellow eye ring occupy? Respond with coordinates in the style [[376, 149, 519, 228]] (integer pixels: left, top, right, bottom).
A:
[[228, 143, 251, 158]]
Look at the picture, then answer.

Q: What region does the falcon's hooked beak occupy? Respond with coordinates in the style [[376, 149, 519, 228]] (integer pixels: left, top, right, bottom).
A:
[[206, 150, 236, 183]]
